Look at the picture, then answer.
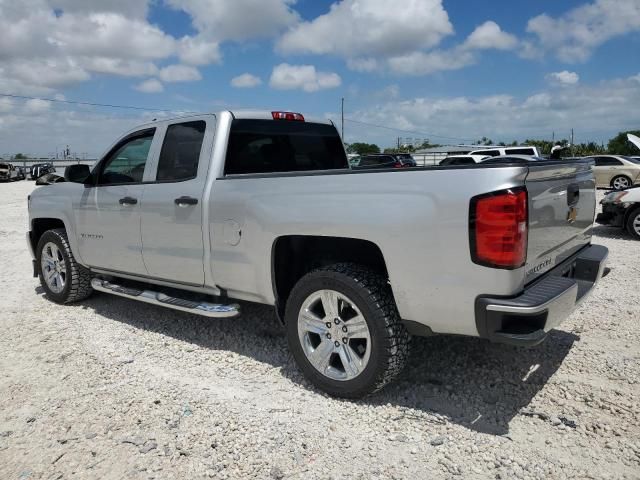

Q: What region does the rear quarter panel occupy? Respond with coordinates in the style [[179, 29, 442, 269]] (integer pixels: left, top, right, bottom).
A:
[[208, 166, 529, 336]]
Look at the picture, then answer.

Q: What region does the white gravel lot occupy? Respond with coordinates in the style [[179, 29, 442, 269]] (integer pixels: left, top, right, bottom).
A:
[[1, 180, 639, 480]]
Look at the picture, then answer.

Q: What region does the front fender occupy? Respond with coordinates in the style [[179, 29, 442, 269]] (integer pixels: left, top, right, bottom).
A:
[[29, 183, 87, 267]]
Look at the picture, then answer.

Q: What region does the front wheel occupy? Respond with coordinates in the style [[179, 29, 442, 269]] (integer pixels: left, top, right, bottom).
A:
[[625, 207, 640, 240], [611, 175, 632, 191], [285, 263, 410, 398], [36, 228, 93, 304]]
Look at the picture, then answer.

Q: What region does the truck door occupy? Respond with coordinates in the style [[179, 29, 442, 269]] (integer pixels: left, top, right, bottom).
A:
[[75, 128, 158, 275], [139, 117, 214, 285]]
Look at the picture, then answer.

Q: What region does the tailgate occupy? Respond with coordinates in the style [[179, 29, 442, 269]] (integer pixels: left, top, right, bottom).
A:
[[524, 159, 595, 283]]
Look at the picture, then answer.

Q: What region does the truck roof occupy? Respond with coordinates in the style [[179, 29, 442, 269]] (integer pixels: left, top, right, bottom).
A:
[[135, 110, 333, 128]]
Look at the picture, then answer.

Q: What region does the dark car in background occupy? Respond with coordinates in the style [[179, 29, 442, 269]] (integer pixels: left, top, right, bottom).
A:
[[353, 154, 415, 170], [30, 163, 56, 180], [391, 153, 417, 167]]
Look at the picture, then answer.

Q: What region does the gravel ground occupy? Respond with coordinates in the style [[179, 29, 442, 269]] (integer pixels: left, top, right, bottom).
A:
[[1, 180, 639, 480]]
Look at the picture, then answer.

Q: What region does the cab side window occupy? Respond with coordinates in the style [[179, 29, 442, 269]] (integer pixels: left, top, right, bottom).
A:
[[156, 121, 206, 182], [98, 129, 155, 185]]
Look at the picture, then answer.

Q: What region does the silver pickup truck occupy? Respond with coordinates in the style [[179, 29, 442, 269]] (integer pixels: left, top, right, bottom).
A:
[[27, 111, 608, 398]]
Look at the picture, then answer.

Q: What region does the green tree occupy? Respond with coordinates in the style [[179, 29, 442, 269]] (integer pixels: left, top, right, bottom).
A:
[[347, 142, 380, 155], [14, 153, 27, 159], [475, 137, 494, 146], [607, 130, 640, 155]]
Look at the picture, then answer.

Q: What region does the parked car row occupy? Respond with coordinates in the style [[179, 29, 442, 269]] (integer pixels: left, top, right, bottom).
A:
[[0, 162, 27, 181], [0, 162, 58, 182]]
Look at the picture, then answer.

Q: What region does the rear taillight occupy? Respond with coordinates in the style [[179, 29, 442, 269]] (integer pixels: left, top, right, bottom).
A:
[[470, 188, 528, 269], [272, 111, 305, 121], [393, 162, 403, 168]]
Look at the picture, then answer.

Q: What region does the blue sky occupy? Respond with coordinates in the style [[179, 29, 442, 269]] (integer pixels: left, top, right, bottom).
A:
[[0, 0, 639, 157]]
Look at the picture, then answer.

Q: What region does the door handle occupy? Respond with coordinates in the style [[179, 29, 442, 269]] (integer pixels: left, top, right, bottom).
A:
[[174, 196, 198, 207], [119, 196, 138, 206]]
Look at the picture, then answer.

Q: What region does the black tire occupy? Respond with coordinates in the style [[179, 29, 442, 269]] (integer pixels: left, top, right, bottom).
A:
[[36, 228, 93, 304], [611, 175, 632, 191], [285, 263, 410, 398], [625, 207, 640, 240]]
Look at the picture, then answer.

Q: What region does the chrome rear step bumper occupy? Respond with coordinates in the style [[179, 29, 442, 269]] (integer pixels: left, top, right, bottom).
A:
[[91, 279, 240, 318], [475, 244, 608, 346]]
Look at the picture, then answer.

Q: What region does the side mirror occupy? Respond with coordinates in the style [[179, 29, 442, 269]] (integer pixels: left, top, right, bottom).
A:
[[64, 164, 90, 183]]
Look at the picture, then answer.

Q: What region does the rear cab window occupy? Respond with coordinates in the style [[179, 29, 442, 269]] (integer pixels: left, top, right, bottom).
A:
[[224, 120, 348, 175]]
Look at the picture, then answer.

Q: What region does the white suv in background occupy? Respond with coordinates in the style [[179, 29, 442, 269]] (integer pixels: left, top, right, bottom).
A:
[[469, 146, 540, 157]]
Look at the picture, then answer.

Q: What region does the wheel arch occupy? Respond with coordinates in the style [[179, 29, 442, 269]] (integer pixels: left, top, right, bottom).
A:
[[271, 235, 389, 324], [30, 216, 86, 268], [30, 217, 67, 253], [624, 203, 640, 228]]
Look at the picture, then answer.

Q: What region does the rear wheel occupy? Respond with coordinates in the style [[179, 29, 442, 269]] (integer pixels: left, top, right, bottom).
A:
[[36, 228, 93, 304], [611, 175, 631, 191], [285, 263, 410, 398], [625, 207, 640, 240]]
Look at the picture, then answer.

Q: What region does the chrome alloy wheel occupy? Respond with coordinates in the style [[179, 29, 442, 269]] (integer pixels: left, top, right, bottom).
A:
[[41, 242, 67, 294], [613, 176, 630, 190], [297, 289, 371, 381], [633, 213, 640, 236]]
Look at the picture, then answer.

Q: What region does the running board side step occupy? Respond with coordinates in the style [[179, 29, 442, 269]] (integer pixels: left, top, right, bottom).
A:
[[91, 279, 239, 318]]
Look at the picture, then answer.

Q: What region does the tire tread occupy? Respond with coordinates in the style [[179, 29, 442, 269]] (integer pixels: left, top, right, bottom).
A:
[[40, 228, 93, 303], [287, 262, 410, 397]]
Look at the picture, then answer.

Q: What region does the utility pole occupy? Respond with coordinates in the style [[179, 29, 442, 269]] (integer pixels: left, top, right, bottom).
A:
[[340, 97, 344, 140], [552, 131, 555, 143], [571, 128, 574, 156]]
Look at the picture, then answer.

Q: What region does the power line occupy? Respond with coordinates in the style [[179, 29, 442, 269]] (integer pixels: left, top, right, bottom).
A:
[[344, 118, 471, 142], [0, 93, 202, 114]]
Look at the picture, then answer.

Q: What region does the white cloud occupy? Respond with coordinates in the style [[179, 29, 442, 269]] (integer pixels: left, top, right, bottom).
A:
[[269, 63, 341, 92], [464, 21, 518, 50], [167, 0, 299, 42], [53, 12, 176, 60], [81, 58, 159, 77], [276, 0, 517, 76], [49, 0, 150, 19], [177, 36, 221, 66], [277, 0, 452, 58], [134, 78, 164, 93], [24, 98, 52, 112], [0, 97, 14, 113], [159, 64, 202, 83], [0, 104, 161, 158], [346, 74, 640, 144], [546, 71, 580, 86], [231, 73, 262, 88], [1, 58, 90, 92], [0, 1, 224, 93], [387, 49, 475, 76], [526, 0, 640, 62]]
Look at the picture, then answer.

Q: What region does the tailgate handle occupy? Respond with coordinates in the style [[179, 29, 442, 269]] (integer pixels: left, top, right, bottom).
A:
[[567, 184, 580, 207]]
